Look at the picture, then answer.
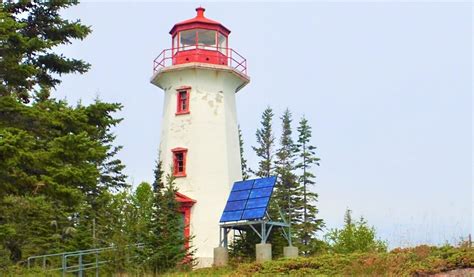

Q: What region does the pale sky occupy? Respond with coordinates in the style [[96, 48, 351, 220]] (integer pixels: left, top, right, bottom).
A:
[[56, 2, 472, 248]]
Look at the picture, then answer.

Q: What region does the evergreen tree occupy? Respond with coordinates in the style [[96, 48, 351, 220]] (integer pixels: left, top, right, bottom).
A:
[[0, 96, 127, 263], [238, 125, 250, 180], [270, 109, 301, 256], [145, 162, 193, 274], [231, 108, 276, 258], [252, 107, 275, 177], [131, 182, 154, 244], [0, 195, 58, 262], [1, 1, 91, 103], [0, 1, 130, 269], [296, 116, 324, 255]]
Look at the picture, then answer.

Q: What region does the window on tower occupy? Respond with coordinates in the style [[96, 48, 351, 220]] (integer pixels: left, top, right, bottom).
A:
[[179, 30, 196, 51], [197, 29, 217, 50], [172, 148, 188, 177], [176, 87, 190, 115]]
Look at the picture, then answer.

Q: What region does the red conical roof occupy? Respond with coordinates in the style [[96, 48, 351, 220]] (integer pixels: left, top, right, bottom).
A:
[[169, 7, 231, 36]]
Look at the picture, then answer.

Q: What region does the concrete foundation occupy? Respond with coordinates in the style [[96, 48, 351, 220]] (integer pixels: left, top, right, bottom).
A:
[[256, 243, 272, 263], [283, 246, 299, 258], [213, 247, 228, 267]]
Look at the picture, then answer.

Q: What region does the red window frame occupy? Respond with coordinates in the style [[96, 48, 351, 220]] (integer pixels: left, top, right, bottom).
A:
[[172, 147, 188, 177], [176, 87, 191, 115]]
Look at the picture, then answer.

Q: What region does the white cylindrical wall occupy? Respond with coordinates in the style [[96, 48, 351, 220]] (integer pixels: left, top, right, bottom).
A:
[[153, 65, 248, 267]]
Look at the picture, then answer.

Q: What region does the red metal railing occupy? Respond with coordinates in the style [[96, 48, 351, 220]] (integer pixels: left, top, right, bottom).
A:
[[153, 46, 247, 75]]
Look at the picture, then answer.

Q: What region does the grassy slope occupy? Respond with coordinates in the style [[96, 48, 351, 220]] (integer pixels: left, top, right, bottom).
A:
[[174, 246, 473, 276]]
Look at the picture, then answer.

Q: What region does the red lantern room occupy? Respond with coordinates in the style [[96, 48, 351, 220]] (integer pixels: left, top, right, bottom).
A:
[[170, 7, 229, 66], [153, 7, 247, 75]]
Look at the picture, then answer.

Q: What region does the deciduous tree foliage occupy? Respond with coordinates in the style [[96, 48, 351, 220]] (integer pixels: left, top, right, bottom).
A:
[[324, 209, 387, 254]]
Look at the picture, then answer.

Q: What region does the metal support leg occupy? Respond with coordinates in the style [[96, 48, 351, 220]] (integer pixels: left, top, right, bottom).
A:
[[223, 228, 228, 248], [264, 225, 274, 242], [249, 224, 262, 240], [219, 227, 223, 246]]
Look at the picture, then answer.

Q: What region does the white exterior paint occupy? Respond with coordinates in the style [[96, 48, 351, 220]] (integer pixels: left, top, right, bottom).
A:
[[151, 62, 249, 267]]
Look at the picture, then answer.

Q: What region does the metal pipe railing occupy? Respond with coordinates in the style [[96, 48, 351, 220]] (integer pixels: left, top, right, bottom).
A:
[[153, 46, 248, 75]]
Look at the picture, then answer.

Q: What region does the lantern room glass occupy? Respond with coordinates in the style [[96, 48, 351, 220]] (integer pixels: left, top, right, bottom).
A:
[[173, 35, 178, 54], [197, 29, 216, 50], [217, 33, 227, 54], [179, 30, 196, 51], [176, 29, 227, 53]]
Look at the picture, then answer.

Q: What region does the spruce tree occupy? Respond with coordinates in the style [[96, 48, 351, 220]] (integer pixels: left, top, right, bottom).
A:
[[238, 125, 250, 180], [145, 162, 193, 274], [296, 116, 324, 255], [231, 109, 276, 258], [252, 107, 275, 177], [271, 109, 302, 255], [1, 2, 91, 103]]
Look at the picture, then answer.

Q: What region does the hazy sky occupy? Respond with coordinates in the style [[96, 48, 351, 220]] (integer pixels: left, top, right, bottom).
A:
[[56, 1, 472, 248]]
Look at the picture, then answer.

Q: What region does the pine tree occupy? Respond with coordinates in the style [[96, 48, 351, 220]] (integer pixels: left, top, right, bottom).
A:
[[252, 107, 275, 177], [238, 125, 250, 180], [296, 116, 324, 255]]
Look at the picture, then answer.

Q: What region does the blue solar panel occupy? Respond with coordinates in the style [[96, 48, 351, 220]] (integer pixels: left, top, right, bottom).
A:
[[241, 208, 266, 220], [245, 197, 270, 209], [232, 180, 254, 192], [249, 187, 273, 199], [224, 200, 247, 211], [228, 190, 251, 201], [220, 210, 243, 222], [253, 176, 277, 188], [220, 176, 277, 222]]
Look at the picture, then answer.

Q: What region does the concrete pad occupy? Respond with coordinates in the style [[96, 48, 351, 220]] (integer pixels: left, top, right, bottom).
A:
[[256, 243, 272, 262], [213, 247, 228, 267], [283, 246, 299, 258]]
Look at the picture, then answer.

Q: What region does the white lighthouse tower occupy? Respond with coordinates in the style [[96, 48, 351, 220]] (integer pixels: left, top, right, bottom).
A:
[[151, 7, 249, 267]]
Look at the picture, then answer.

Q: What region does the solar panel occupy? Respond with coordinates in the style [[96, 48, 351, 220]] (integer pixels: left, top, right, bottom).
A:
[[232, 180, 254, 192], [228, 190, 250, 201], [253, 178, 276, 188], [220, 210, 243, 222], [245, 197, 270, 209], [249, 187, 273, 199], [241, 208, 266, 220], [224, 200, 247, 211], [220, 176, 277, 223]]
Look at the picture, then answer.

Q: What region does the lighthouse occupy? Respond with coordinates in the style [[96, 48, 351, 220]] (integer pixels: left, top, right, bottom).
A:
[[150, 7, 249, 267]]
